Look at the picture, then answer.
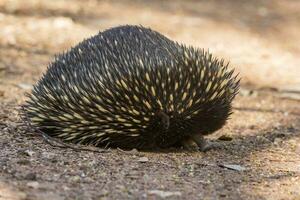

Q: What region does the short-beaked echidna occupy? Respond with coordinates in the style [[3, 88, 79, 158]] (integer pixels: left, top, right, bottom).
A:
[[22, 25, 240, 151]]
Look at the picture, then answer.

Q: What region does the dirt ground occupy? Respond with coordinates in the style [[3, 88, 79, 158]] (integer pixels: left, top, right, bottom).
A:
[[0, 0, 300, 199]]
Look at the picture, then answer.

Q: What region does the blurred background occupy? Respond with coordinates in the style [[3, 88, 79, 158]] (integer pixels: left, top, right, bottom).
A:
[[0, 1, 300, 199], [0, 0, 300, 89]]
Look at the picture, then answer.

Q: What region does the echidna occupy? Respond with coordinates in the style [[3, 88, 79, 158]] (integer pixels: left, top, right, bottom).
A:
[[22, 25, 240, 151]]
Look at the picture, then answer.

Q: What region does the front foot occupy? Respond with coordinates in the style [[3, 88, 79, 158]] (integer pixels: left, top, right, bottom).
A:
[[190, 134, 222, 152], [198, 140, 222, 152], [181, 137, 199, 152]]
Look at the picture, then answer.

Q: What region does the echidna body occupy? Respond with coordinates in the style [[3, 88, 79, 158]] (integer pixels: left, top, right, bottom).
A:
[[23, 25, 239, 150]]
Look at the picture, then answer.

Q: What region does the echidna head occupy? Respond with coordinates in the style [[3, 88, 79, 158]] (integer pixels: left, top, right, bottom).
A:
[[142, 48, 239, 148], [152, 103, 232, 148]]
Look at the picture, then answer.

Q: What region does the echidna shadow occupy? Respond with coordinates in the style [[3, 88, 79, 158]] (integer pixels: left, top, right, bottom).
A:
[[22, 25, 240, 151]]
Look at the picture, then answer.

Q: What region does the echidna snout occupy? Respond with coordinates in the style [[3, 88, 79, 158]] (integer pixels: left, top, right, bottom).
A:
[[22, 25, 240, 150]]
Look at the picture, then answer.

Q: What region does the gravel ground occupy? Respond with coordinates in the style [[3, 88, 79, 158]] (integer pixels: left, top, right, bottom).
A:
[[0, 0, 300, 199]]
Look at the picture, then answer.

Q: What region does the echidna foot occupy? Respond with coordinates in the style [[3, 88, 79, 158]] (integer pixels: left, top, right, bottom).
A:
[[182, 137, 199, 151], [190, 134, 222, 152]]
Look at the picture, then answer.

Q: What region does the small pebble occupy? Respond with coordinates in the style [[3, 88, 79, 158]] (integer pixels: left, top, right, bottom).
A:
[[218, 135, 233, 141], [218, 164, 246, 171], [137, 157, 149, 162], [27, 181, 39, 189], [25, 172, 37, 180], [148, 190, 182, 198]]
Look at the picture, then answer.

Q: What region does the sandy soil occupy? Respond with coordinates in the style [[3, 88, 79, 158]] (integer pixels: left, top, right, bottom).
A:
[[0, 0, 300, 199]]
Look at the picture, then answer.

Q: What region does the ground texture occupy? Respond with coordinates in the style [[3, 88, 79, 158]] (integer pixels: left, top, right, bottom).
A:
[[0, 0, 300, 199]]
